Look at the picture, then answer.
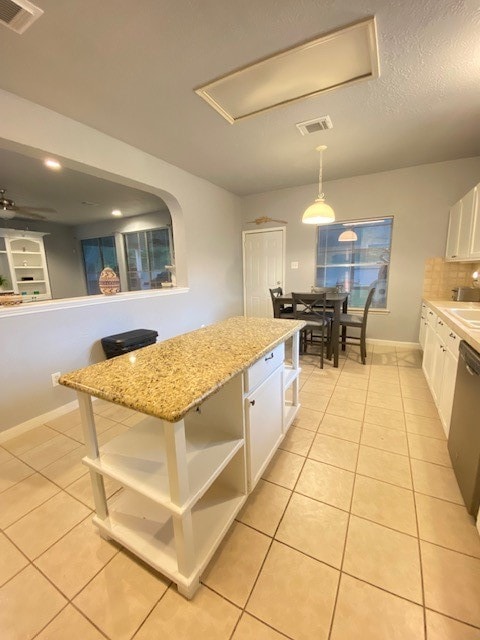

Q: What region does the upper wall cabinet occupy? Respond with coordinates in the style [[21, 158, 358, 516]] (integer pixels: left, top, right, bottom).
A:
[[445, 183, 479, 261]]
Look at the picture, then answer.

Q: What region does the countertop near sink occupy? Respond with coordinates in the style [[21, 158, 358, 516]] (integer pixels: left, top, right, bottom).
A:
[[424, 299, 480, 353]]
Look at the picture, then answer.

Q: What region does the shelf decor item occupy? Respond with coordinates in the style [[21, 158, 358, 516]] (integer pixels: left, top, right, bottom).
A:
[[0, 274, 8, 290], [99, 267, 120, 295], [0, 293, 22, 306]]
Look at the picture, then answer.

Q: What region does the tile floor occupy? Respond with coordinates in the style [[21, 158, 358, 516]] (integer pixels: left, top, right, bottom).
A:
[[1, 344, 480, 639]]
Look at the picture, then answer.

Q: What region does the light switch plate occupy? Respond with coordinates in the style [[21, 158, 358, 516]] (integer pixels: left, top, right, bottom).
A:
[[291, 261, 299, 269]]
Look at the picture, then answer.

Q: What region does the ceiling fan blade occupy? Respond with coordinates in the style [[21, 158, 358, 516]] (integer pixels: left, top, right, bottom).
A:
[[12, 209, 47, 221], [15, 205, 57, 214]]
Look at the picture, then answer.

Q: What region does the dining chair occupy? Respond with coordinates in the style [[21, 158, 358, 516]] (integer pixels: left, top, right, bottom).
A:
[[338, 286, 376, 364], [292, 292, 331, 368], [269, 286, 295, 318]]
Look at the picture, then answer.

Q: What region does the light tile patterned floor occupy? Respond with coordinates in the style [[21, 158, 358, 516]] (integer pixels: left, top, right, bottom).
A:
[[1, 344, 480, 639]]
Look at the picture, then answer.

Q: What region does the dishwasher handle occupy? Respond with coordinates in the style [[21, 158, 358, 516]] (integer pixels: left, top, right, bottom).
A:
[[459, 340, 480, 376]]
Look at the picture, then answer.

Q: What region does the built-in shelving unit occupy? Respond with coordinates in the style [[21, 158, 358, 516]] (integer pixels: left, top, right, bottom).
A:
[[0, 230, 52, 302]]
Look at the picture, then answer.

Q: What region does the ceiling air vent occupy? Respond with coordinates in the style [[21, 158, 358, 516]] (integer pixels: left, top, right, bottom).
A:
[[296, 116, 333, 136], [0, 0, 43, 34]]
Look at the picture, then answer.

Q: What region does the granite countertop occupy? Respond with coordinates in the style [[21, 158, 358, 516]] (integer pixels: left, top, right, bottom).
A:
[[60, 316, 305, 423], [423, 299, 480, 352]]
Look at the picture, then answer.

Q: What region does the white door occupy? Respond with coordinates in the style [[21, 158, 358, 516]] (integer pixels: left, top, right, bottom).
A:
[[243, 228, 285, 317]]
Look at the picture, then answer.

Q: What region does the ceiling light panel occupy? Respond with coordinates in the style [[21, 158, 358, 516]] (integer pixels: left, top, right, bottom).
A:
[[196, 18, 379, 124]]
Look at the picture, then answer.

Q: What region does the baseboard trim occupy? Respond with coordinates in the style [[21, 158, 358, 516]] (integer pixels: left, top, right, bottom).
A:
[[366, 339, 421, 349], [0, 400, 80, 443]]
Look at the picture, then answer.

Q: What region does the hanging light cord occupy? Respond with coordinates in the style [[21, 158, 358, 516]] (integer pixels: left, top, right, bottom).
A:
[[317, 147, 324, 200]]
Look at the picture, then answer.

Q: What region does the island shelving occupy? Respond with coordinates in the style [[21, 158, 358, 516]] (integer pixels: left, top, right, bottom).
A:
[[60, 316, 304, 598]]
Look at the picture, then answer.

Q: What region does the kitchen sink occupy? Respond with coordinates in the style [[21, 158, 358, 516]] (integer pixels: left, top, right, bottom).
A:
[[446, 308, 480, 329]]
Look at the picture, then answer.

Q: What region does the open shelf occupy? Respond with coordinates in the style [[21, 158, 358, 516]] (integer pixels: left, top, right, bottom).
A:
[[284, 402, 300, 431], [83, 414, 244, 514], [93, 458, 246, 588], [283, 365, 298, 390]]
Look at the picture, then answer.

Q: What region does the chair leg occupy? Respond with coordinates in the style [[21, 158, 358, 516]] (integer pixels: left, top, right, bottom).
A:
[[360, 331, 366, 365], [341, 325, 347, 351]]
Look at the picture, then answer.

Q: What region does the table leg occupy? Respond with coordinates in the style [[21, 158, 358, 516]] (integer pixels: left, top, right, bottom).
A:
[[341, 297, 348, 351], [332, 301, 340, 367]]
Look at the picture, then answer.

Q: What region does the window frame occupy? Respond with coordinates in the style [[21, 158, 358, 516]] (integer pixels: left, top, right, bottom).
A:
[[314, 216, 393, 310]]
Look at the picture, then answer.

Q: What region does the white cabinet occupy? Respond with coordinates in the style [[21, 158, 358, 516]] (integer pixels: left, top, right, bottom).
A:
[[439, 348, 459, 437], [421, 303, 460, 436], [419, 303, 428, 350], [468, 186, 480, 258], [445, 200, 463, 260], [445, 183, 479, 262], [246, 366, 283, 489], [0, 230, 52, 301]]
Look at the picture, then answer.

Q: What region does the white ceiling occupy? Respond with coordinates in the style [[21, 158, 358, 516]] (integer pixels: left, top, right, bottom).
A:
[[0, 147, 168, 225], [0, 0, 479, 197]]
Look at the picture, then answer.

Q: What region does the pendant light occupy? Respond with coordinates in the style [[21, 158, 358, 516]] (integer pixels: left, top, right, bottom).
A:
[[338, 229, 358, 242], [302, 145, 335, 224]]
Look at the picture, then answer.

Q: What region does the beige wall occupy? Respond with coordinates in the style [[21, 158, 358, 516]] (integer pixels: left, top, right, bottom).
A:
[[423, 257, 480, 300], [241, 157, 480, 342], [0, 90, 244, 432]]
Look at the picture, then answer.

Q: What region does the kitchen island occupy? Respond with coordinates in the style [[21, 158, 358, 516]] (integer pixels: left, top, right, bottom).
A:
[[60, 316, 304, 598]]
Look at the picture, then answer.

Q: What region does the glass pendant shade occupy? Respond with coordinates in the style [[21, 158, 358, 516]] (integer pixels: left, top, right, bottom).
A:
[[302, 145, 335, 225], [302, 198, 336, 224], [338, 229, 358, 241]]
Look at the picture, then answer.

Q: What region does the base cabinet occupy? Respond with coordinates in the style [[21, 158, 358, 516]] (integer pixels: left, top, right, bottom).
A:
[[420, 304, 459, 436], [246, 365, 283, 489]]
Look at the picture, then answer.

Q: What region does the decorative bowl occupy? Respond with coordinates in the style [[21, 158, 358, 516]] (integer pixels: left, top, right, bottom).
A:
[[0, 294, 23, 306]]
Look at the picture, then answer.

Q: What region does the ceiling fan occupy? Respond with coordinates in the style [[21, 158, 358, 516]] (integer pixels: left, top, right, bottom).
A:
[[0, 188, 56, 220]]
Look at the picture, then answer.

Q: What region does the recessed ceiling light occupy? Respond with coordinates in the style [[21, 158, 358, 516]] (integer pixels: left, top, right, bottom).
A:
[[44, 158, 61, 170], [111, 209, 122, 217]]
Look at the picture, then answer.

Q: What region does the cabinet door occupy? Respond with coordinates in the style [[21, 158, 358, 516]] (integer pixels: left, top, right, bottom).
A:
[[445, 200, 462, 260], [458, 188, 475, 259], [439, 349, 459, 437], [245, 366, 283, 490], [468, 186, 480, 258], [419, 314, 427, 351], [422, 323, 437, 383], [430, 333, 446, 403]]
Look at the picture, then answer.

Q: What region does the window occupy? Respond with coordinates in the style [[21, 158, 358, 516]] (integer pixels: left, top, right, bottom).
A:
[[123, 227, 173, 291], [81, 227, 174, 295], [315, 217, 393, 309], [81, 236, 118, 295]]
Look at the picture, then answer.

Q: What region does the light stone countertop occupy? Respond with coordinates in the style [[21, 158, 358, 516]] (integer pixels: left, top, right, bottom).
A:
[[60, 316, 305, 423], [423, 299, 480, 353]]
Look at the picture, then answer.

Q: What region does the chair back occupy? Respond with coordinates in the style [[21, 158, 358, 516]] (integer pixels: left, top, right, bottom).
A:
[[292, 292, 327, 323], [269, 286, 283, 304], [361, 286, 376, 329]]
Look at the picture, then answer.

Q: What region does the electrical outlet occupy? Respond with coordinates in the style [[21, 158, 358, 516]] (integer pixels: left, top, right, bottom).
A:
[[51, 372, 61, 387]]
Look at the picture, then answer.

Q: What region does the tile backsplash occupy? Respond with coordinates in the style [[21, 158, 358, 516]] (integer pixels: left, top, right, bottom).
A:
[[423, 257, 480, 300]]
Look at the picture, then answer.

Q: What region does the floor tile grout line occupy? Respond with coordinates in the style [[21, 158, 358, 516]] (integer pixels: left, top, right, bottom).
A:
[[327, 354, 370, 640], [405, 403, 428, 640]]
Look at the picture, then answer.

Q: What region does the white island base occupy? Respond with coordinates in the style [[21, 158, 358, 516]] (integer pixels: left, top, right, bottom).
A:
[[74, 327, 301, 598]]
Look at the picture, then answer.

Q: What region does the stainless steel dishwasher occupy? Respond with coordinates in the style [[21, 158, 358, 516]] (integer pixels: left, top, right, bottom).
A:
[[448, 340, 480, 517]]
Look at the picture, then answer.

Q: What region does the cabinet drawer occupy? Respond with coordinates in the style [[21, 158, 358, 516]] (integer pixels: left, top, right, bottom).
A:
[[445, 327, 460, 356], [245, 343, 284, 392], [436, 317, 449, 343], [426, 307, 437, 327]]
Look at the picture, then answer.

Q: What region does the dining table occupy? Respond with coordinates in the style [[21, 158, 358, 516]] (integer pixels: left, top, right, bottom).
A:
[[273, 291, 349, 367]]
